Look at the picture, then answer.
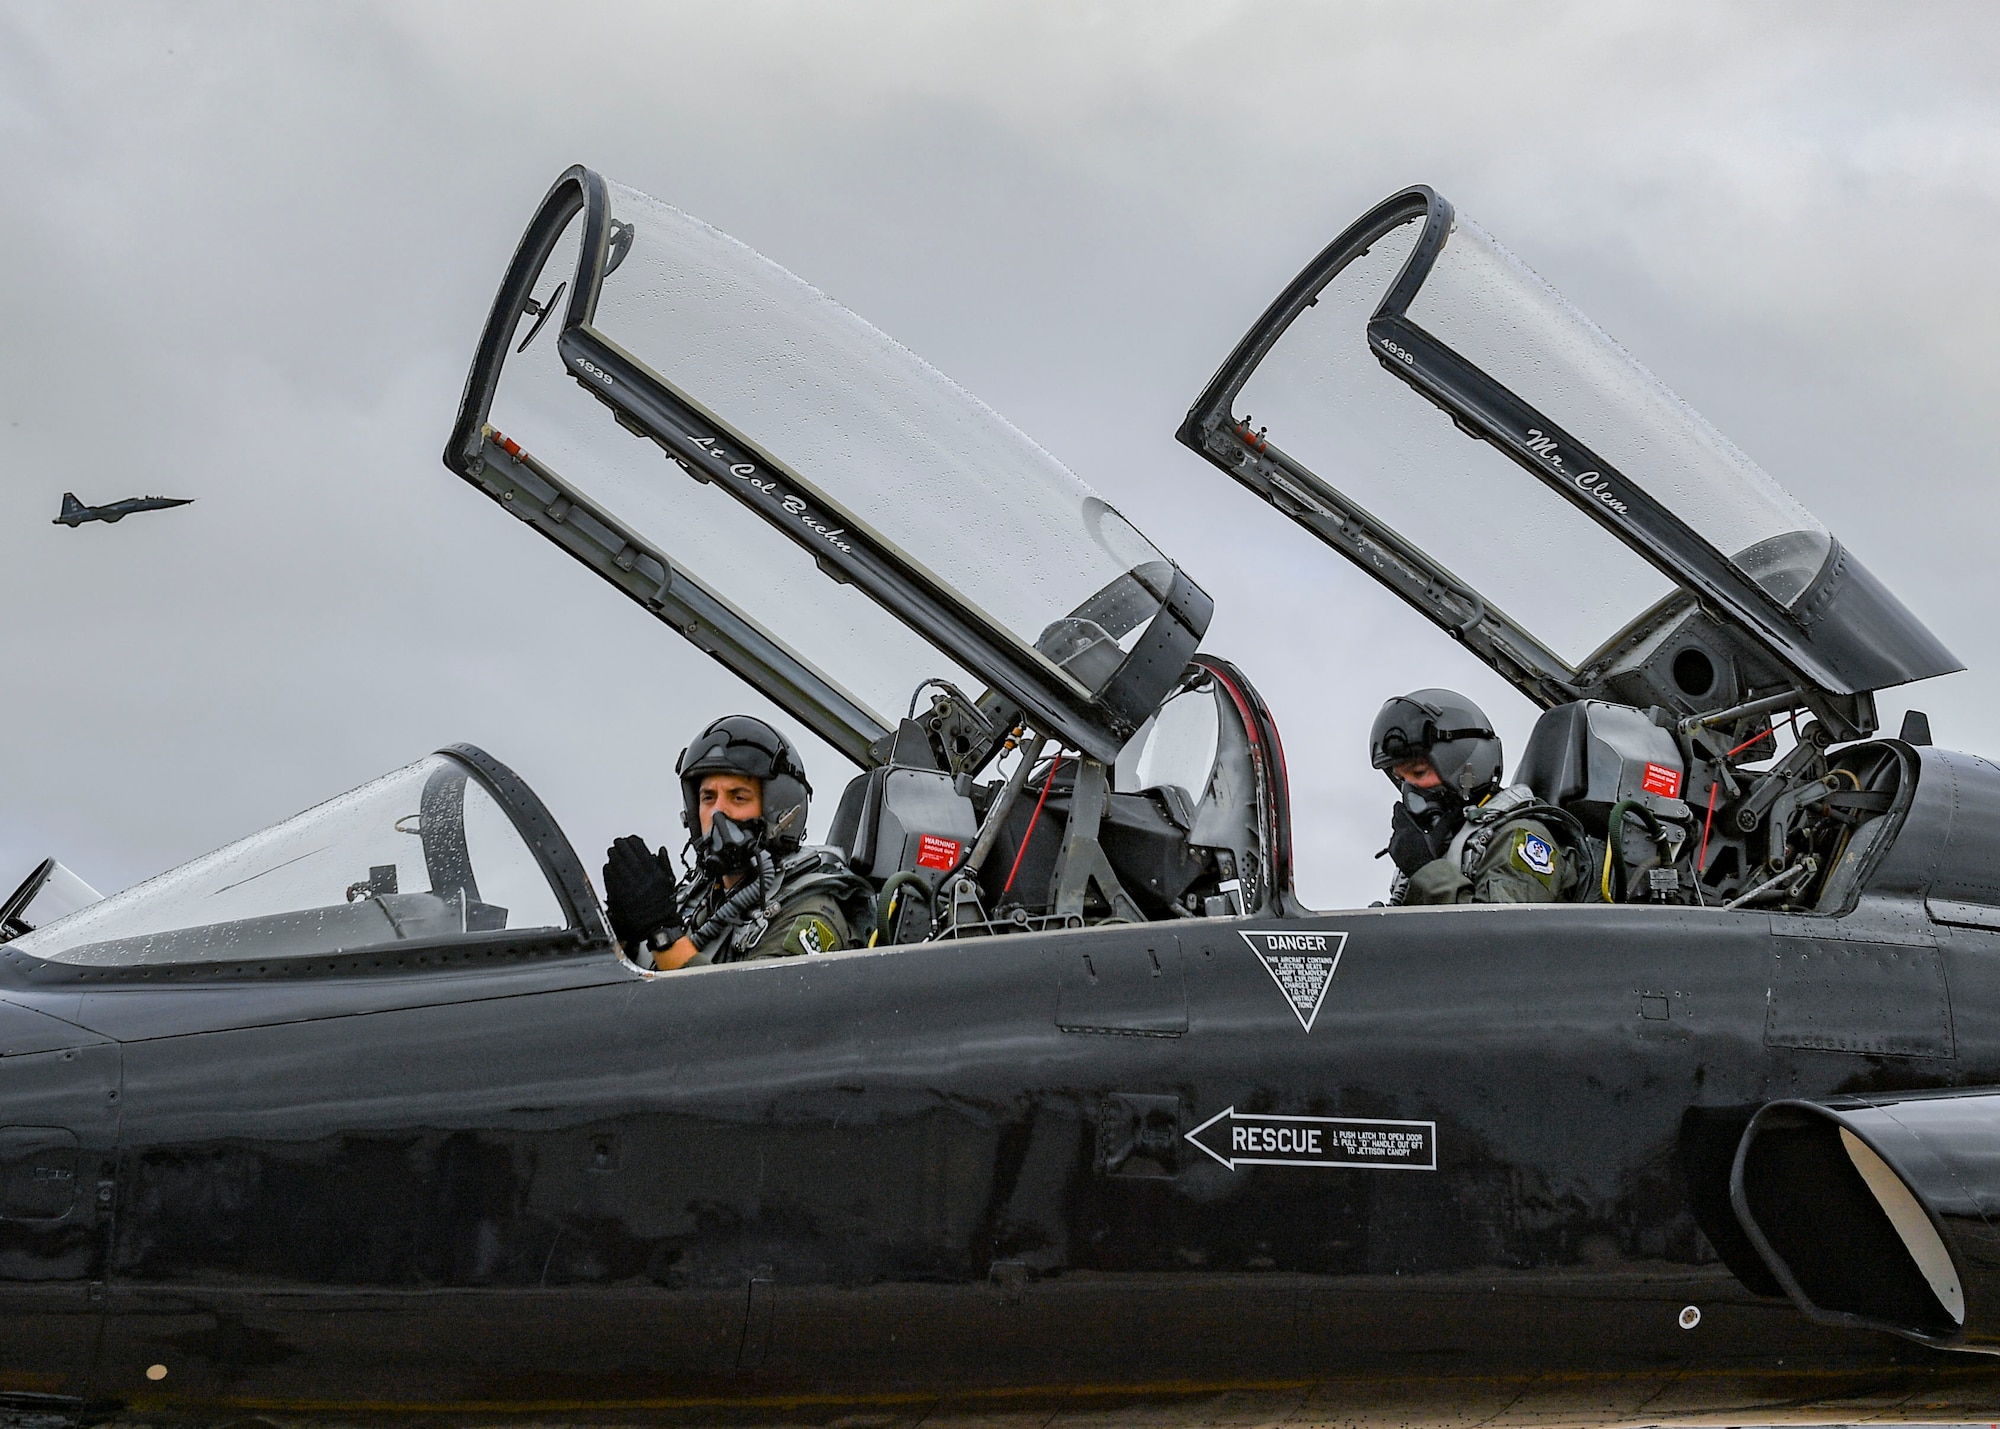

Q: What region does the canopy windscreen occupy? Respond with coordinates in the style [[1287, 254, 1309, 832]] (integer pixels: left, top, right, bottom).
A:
[[590, 181, 1176, 702], [1238, 216, 1676, 668], [488, 206, 978, 734], [11, 756, 567, 967], [1406, 216, 1833, 607]]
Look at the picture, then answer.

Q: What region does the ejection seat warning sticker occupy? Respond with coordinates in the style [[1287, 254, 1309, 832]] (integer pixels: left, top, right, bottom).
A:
[[1187, 1107, 1436, 1171], [1239, 929, 1347, 1032]]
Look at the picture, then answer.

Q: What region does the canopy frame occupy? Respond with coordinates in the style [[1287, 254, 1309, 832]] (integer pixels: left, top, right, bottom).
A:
[[448, 166, 1210, 768], [1177, 184, 1958, 736]]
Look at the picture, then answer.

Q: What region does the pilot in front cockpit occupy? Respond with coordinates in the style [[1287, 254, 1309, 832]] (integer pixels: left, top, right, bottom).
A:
[[1372, 689, 1587, 907], [602, 716, 873, 969]]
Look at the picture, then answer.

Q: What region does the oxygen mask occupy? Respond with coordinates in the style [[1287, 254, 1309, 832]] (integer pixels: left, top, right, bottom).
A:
[[696, 811, 767, 878], [1398, 779, 1465, 859], [1400, 782, 1460, 823]]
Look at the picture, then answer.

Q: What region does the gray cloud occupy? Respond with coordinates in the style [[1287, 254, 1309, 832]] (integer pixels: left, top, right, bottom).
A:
[[3, 0, 1995, 911]]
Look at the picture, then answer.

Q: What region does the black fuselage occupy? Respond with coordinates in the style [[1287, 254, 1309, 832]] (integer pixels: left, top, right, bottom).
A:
[[4, 744, 1999, 1424]]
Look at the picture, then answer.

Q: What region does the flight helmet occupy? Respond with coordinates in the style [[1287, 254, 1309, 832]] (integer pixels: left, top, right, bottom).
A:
[[1369, 689, 1503, 801], [676, 715, 813, 858]]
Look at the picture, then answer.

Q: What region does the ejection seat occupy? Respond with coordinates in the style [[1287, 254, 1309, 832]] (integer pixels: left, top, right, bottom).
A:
[[829, 655, 1296, 942], [1512, 701, 1691, 903], [1516, 703, 1687, 837], [1513, 699, 1914, 907], [826, 720, 982, 942]]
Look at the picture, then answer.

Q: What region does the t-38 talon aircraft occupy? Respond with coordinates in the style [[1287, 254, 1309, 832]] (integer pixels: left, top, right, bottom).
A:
[[3, 166, 1995, 1426], [50, 492, 194, 528]]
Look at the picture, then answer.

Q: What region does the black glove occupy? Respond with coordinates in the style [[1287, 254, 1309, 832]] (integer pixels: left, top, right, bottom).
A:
[[1387, 801, 1437, 876], [603, 836, 682, 945]]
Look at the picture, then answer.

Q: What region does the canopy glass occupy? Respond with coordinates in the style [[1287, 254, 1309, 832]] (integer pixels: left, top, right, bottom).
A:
[[1184, 183, 1957, 706], [1405, 216, 1833, 607], [476, 173, 1202, 767], [592, 181, 1176, 705], [10, 755, 567, 967], [486, 205, 971, 738], [1237, 215, 1674, 667]]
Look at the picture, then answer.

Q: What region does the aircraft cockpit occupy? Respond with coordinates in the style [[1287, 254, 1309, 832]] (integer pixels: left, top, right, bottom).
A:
[[12, 168, 2000, 1422], [1178, 184, 1961, 911], [444, 166, 1290, 941], [0, 170, 1974, 989]]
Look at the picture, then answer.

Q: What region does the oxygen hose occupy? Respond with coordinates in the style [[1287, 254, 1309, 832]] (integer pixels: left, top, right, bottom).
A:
[[1602, 799, 1668, 903], [872, 870, 937, 947], [688, 850, 777, 956]]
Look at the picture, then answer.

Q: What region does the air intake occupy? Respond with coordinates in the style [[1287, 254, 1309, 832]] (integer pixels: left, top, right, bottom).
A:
[[1732, 1093, 2000, 1353]]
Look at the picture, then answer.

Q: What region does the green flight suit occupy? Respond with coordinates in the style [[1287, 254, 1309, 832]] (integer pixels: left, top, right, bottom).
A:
[[1404, 787, 1583, 906], [681, 847, 871, 966]]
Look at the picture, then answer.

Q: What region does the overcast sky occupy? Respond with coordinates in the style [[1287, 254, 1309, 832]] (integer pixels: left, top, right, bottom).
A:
[[4, 1, 1998, 912]]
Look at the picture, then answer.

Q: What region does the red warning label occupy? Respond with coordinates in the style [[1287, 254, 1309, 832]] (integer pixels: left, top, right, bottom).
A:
[[915, 834, 962, 871], [1641, 763, 1682, 798]]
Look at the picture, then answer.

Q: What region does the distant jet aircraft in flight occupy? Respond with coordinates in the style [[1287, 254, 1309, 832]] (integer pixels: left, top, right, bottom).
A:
[[52, 491, 194, 527]]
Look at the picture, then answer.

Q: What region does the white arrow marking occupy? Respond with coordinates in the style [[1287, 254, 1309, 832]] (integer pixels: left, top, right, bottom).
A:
[[1185, 1105, 1437, 1171]]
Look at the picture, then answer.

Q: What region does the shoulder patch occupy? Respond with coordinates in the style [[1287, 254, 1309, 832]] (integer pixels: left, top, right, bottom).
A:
[[1514, 830, 1556, 878], [785, 914, 841, 957]]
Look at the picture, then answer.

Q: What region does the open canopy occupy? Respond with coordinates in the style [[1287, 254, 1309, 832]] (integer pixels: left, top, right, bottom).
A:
[[448, 167, 1209, 769], [1178, 185, 1958, 736]]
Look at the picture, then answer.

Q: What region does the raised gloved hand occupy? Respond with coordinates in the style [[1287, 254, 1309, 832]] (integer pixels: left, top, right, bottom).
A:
[[1387, 801, 1437, 876], [603, 835, 682, 945]]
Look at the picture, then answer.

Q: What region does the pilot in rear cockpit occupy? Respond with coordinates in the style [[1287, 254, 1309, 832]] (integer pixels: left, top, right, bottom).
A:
[[1371, 690, 1587, 907], [602, 716, 872, 970]]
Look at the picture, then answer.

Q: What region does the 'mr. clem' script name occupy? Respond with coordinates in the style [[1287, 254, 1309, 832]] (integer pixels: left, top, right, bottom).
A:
[[1522, 428, 1630, 515], [1262, 933, 1330, 953]]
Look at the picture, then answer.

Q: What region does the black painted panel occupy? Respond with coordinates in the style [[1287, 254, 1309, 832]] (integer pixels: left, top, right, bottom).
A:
[[1054, 932, 1186, 1035], [0, 1127, 78, 1220], [1931, 750, 2000, 917], [0, 999, 92, 1057], [0, 1041, 119, 1411], [1767, 937, 1953, 1057]]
